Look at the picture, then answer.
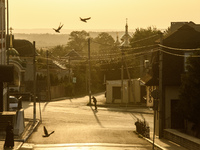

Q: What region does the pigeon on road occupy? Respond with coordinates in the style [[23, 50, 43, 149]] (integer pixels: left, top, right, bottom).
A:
[[42, 126, 55, 137], [80, 17, 91, 23], [53, 23, 64, 33]]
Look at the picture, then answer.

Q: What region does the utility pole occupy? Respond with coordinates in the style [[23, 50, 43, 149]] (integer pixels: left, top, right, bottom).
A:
[[121, 47, 124, 103], [6, 0, 9, 64], [33, 41, 36, 125], [158, 32, 164, 138], [68, 56, 71, 83], [88, 38, 91, 105], [6, 0, 10, 111], [46, 50, 51, 101]]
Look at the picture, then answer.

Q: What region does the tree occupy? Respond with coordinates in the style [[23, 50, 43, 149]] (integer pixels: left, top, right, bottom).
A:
[[94, 32, 115, 53], [130, 26, 160, 48], [179, 52, 200, 120], [67, 30, 89, 52], [127, 27, 161, 78], [179, 51, 200, 136], [50, 45, 68, 57]]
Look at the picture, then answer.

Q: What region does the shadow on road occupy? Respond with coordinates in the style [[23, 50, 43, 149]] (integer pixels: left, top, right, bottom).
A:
[[21, 101, 33, 110], [90, 106, 104, 128], [42, 102, 49, 112], [130, 113, 138, 121]]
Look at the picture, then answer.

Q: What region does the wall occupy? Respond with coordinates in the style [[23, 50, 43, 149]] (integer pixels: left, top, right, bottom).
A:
[[132, 79, 141, 103], [165, 86, 180, 129], [106, 79, 144, 104], [50, 85, 66, 99], [106, 80, 129, 104]]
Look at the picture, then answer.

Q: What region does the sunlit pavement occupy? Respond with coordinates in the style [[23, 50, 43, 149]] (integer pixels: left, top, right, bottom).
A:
[[17, 94, 156, 150], [21, 143, 154, 150]]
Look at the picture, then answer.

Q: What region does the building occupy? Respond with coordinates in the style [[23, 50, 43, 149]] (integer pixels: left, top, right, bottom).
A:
[[141, 22, 200, 139], [106, 79, 146, 104]]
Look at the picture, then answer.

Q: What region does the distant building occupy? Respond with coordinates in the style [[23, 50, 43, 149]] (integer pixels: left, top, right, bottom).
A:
[[170, 21, 200, 32], [114, 33, 120, 46]]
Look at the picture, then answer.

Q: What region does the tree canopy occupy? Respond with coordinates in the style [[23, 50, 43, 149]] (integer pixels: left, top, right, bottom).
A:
[[67, 30, 89, 53], [130, 26, 160, 48], [94, 32, 115, 53], [179, 51, 200, 125]]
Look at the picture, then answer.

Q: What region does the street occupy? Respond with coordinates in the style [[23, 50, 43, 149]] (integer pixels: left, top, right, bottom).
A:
[[21, 94, 155, 149]]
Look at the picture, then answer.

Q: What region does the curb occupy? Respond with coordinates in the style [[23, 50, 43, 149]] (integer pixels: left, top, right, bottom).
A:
[[16, 119, 40, 150], [134, 131, 165, 150]]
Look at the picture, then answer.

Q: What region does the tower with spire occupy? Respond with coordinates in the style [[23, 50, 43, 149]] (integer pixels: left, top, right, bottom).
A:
[[114, 33, 120, 46], [7, 27, 19, 57], [120, 18, 132, 47]]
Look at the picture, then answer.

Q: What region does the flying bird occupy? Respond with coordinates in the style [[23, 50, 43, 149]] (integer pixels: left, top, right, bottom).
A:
[[42, 126, 55, 137], [80, 17, 91, 23], [53, 23, 64, 33]]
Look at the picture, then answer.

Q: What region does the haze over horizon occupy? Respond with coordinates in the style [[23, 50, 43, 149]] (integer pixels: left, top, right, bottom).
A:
[[12, 28, 134, 34], [9, 0, 200, 34], [12, 27, 168, 34]]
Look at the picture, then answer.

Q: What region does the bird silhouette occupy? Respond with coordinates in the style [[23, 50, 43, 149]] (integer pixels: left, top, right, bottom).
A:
[[80, 17, 91, 23], [42, 126, 55, 137], [53, 23, 64, 33]]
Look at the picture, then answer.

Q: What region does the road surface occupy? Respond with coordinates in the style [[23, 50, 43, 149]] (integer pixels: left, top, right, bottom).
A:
[[21, 94, 155, 149]]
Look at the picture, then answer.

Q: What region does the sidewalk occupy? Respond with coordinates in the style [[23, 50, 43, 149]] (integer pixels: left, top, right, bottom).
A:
[[0, 119, 40, 150], [96, 96, 188, 150]]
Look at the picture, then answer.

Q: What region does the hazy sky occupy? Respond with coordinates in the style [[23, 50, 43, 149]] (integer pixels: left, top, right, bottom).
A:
[[9, 0, 200, 33]]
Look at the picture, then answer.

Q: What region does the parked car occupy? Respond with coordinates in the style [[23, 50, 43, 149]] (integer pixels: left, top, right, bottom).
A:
[[9, 96, 19, 111]]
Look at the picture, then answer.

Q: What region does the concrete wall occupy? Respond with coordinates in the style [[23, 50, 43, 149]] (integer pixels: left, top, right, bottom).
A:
[[164, 129, 200, 150], [50, 85, 66, 99], [132, 79, 141, 103]]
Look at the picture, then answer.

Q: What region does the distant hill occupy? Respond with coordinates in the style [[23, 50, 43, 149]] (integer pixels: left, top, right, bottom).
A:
[[14, 33, 69, 49], [14, 31, 127, 49]]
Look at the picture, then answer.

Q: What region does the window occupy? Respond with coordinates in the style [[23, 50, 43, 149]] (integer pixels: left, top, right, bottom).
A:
[[184, 52, 192, 72]]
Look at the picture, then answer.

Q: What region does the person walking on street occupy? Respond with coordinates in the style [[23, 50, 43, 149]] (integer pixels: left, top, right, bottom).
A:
[[4, 121, 14, 149], [92, 96, 97, 110]]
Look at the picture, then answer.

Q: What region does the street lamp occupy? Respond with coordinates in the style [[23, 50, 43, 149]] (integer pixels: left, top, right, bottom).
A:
[[87, 38, 92, 105]]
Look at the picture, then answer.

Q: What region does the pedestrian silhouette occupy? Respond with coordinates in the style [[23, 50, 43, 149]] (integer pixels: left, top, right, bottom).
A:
[[4, 121, 14, 149], [92, 96, 97, 110]]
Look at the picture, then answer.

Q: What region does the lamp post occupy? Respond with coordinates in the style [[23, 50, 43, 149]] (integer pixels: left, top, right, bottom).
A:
[[33, 41, 36, 125], [87, 38, 91, 105], [120, 46, 124, 104], [158, 32, 164, 138]]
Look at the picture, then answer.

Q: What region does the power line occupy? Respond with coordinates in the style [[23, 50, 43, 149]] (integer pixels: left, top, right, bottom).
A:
[[131, 34, 159, 44], [158, 44, 200, 51], [159, 48, 200, 57]]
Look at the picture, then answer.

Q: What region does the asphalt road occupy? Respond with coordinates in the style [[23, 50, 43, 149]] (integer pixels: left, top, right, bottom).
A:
[[21, 94, 155, 149]]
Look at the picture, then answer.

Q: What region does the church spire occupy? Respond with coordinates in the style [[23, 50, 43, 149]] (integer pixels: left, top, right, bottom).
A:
[[7, 27, 19, 57], [120, 18, 131, 47], [125, 18, 128, 34], [115, 32, 120, 46]]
